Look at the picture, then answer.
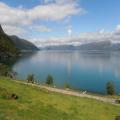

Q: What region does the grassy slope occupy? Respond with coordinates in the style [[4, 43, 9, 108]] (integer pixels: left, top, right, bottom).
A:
[[0, 77, 120, 120]]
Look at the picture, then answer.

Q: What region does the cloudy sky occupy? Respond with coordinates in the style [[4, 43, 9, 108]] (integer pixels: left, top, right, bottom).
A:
[[1, 0, 120, 47]]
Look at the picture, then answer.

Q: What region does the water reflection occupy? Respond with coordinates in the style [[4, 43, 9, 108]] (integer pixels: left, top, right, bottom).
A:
[[11, 50, 120, 94]]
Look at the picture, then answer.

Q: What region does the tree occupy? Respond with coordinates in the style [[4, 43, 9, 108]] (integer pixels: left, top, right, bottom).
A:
[[64, 83, 70, 89], [27, 74, 34, 83], [106, 82, 115, 95], [46, 74, 54, 85], [0, 63, 9, 76]]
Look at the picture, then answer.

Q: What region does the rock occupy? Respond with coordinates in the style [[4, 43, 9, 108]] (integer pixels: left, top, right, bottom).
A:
[[115, 116, 120, 120], [10, 93, 18, 100], [115, 99, 120, 104]]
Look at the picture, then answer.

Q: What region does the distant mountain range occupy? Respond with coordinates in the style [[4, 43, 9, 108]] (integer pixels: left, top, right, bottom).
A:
[[0, 25, 39, 58], [1, 23, 120, 59], [43, 45, 75, 50], [41, 40, 120, 51]]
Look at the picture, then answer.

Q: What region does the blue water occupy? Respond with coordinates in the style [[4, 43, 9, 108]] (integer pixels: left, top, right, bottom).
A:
[[11, 50, 120, 94]]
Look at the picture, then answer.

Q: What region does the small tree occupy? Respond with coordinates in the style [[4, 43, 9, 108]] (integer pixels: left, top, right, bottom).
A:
[[106, 82, 115, 95], [64, 83, 70, 89], [27, 74, 34, 83], [0, 63, 9, 76], [46, 74, 54, 85]]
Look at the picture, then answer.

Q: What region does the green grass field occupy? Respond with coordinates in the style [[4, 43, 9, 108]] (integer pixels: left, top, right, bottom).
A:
[[0, 77, 120, 120]]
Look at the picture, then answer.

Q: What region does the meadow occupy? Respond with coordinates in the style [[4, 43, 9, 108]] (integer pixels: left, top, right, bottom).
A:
[[0, 77, 120, 120]]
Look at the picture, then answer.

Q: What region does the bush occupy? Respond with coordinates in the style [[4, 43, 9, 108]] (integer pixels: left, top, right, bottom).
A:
[[64, 83, 70, 89], [106, 82, 115, 95], [46, 74, 54, 85], [0, 63, 9, 76], [27, 74, 34, 83]]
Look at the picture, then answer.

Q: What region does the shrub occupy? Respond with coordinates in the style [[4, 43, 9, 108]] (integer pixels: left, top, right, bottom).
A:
[[106, 82, 115, 95], [27, 74, 34, 83], [0, 63, 9, 76], [64, 83, 70, 89], [46, 74, 54, 85]]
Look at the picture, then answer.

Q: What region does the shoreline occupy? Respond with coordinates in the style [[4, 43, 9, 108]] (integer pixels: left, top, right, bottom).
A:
[[12, 79, 120, 106]]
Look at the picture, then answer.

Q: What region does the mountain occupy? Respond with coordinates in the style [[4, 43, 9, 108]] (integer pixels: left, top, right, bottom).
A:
[[42, 41, 111, 50], [0, 25, 19, 58], [42, 40, 120, 51], [78, 40, 112, 50], [10, 35, 39, 51], [0, 25, 4, 33], [111, 43, 120, 51], [43, 45, 75, 50], [76, 41, 120, 51]]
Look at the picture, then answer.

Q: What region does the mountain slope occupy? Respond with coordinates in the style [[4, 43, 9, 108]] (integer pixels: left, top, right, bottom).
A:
[[78, 40, 112, 50], [10, 35, 39, 51], [0, 25, 19, 58]]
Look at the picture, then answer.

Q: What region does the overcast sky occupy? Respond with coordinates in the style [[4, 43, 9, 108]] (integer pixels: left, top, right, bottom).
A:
[[1, 0, 120, 47]]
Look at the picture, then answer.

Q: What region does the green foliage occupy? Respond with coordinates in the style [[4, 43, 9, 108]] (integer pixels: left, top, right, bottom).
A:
[[0, 63, 9, 76], [0, 26, 19, 58], [64, 83, 70, 89], [46, 74, 54, 85], [27, 74, 34, 83], [106, 82, 115, 95]]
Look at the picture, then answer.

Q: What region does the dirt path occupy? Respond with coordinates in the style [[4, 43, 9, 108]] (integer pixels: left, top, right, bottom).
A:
[[14, 80, 120, 106]]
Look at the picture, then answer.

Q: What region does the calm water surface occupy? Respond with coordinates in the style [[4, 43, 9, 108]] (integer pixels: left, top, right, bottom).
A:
[[11, 50, 120, 94]]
